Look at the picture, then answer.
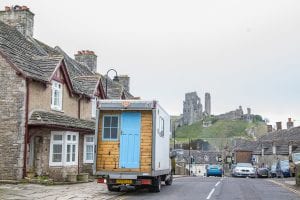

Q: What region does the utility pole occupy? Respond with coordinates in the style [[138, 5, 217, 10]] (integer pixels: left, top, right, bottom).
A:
[[189, 138, 191, 176]]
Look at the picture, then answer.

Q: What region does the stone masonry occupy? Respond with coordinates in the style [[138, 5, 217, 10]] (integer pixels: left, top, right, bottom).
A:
[[0, 6, 34, 37], [182, 92, 203, 125], [204, 92, 211, 116], [0, 54, 26, 180]]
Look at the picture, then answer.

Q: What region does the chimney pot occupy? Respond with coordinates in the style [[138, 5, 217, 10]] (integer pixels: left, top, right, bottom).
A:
[[74, 50, 97, 73]]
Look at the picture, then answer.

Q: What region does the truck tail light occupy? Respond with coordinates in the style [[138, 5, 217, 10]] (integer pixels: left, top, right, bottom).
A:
[[141, 179, 152, 185], [97, 178, 106, 184]]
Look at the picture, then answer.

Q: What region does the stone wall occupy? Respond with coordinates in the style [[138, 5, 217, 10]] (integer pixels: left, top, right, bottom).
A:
[[0, 54, 26, 180]]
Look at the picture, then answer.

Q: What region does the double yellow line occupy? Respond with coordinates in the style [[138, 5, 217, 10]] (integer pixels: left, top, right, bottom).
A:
[[267, 179, 300, 197]]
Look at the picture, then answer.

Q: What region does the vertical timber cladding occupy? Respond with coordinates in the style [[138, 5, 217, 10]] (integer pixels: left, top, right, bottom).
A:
[[97, 110, 152, 173]]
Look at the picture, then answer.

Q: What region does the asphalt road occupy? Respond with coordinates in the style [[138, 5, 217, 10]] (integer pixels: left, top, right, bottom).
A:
[[120, 176, 300, 200]]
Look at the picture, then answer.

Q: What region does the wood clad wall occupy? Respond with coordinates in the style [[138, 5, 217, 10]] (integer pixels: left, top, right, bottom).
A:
[[96, 110, 153, 173]]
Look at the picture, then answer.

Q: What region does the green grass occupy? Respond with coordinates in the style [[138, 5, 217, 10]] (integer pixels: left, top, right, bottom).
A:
[[175, 119, 265, 139]]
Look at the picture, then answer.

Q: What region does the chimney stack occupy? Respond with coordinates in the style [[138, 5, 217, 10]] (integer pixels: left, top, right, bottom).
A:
[[287, 118, 294, 129], [0, 5, 34, 37], [267, 125, 273, 132], [74, 50, 97, 73], [117, 75, 130, 92], [276, 122, 282, 130]]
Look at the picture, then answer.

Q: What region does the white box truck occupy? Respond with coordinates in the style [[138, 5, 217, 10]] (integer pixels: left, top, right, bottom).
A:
[[94, 100, 172, 192]]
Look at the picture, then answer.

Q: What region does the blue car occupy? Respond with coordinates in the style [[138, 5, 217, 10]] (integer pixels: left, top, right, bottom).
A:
[[276, 160, 290, 178], [206, 164, 223, 177]]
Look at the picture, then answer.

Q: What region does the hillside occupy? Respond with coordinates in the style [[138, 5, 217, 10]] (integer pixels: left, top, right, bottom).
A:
[[175, 119, 267, 140]]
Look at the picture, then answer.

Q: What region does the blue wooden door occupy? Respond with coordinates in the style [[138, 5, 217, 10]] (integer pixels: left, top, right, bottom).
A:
[[119, 112, 141, 168]]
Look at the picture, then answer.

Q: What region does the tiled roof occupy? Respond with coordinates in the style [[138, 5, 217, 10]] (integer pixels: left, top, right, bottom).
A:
[[29, 110, 95, 131], [100, 75, 135, 99], [0, 21, 63, 82], [0, 20, 135, 99]]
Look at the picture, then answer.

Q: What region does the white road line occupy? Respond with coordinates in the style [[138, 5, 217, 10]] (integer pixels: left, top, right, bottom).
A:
[[215, 181, 220, 187], [206, 188, 215, 199]]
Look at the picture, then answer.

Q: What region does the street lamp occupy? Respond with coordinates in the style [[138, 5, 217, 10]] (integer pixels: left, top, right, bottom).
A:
[[105, 68, 119, 97]]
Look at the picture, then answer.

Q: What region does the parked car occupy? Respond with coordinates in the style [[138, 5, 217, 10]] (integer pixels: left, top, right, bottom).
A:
[[206, 164, 223, 177], [256, 167, 269, 178], [276, 160, 290, 178], [270, 164, 277, 178], [232, 163, 256, 178]]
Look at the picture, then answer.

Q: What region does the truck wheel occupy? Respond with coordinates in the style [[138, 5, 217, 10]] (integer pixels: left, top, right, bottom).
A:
[[165, 175, 173, 186], [107, 184, 118, 192], [150, 176, 161, 192]]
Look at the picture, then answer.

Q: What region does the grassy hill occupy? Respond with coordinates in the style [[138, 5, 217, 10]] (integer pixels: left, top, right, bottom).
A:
[[175, 119, 267, 140]]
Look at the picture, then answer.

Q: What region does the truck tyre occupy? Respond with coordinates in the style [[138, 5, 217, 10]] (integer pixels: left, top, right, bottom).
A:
[[107, 184, 118, 192], [165, 174, 173, 186], [150, 176, 161, 192]]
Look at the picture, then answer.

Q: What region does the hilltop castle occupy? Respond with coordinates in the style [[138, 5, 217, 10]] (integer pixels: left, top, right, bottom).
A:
[[178, 92, 211, 126]]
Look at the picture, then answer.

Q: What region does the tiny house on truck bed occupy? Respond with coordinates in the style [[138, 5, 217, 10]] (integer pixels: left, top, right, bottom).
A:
[[94, 100, 172, 192]]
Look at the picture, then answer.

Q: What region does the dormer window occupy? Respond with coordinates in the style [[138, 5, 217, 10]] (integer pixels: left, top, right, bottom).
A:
[[51, 80, 63, 111]]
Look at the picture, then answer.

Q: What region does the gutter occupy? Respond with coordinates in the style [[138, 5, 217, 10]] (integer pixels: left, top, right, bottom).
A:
[[23, 79, 29, 178], [78, 95, 82, 175]]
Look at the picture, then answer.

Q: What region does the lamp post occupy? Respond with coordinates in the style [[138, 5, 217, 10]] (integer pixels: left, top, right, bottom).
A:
[[105, 68, 119, 97]]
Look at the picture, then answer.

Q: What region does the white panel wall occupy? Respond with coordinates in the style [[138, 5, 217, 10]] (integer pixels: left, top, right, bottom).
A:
[[154, 103, 171, 171]]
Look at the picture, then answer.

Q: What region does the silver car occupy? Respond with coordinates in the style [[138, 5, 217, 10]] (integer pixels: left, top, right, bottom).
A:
[[232, 163, 256, 178]]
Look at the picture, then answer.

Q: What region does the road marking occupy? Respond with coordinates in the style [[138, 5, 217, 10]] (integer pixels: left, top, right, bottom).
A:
[[206, 188, 215, 199], [268, 180, 300, 197], [215, 181, 221, 187]]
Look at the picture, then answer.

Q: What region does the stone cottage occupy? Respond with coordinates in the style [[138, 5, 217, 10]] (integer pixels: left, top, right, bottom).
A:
[[0, 6, 134, 181]]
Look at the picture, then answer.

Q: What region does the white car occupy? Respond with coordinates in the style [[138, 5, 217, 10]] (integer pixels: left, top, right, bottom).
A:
[[232, 163, 256, 178]]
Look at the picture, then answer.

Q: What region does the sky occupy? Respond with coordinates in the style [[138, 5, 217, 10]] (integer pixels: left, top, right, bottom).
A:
[[1, 0, 300, 128]]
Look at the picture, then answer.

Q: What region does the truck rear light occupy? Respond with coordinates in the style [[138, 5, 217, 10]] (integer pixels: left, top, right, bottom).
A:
[[141, 179, 152, 185], [97, 178, 106, 184]]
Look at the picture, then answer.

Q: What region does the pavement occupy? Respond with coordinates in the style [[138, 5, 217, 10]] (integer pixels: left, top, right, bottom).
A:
[[0, 176, 300, 200], [0, 181, 121, 200]]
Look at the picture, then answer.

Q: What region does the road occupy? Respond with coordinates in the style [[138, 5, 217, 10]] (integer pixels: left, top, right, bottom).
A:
[[120, 176, 300, 200]]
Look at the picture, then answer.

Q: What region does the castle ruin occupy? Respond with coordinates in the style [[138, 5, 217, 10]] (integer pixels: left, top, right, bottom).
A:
[[182, 92, 203, 125]]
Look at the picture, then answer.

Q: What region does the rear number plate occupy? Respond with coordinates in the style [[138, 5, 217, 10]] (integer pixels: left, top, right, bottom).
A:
[[116, 179, 133, 184]]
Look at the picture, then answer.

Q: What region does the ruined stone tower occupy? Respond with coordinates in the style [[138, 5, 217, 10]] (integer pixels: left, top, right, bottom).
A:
[[205, 93, 211, 116], [183, 92, 203, 125]]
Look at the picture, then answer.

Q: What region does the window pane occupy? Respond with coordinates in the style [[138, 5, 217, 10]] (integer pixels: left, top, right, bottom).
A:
[[73, 135, 76, 141], [72, 144, 76, 162], [67, 135, 71, 141], [111, 128, 118, 139], [111, 117, 118, 127], [53, 153, 62, 162], [53, 135, 62, 141], [104, 117, 111, 127], [67, 145, 71, 162], [86, 153, 93, 161], [53, 144, 62, 153], [103, 128, 110, 139], [53, 144, 62, 162], [86, 136, 93, 143], [86, 145, 93, 153]]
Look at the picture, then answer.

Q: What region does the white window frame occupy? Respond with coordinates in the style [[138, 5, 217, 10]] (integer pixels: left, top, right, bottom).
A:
[[49, 132, 64, 166], [51, 80, 63, 111], [49, 131, 78, 167], [91, 98, 97, 118], [158, 117, 165, 137], [84, 135, 94, 163], [65, 132, 78, 166]]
